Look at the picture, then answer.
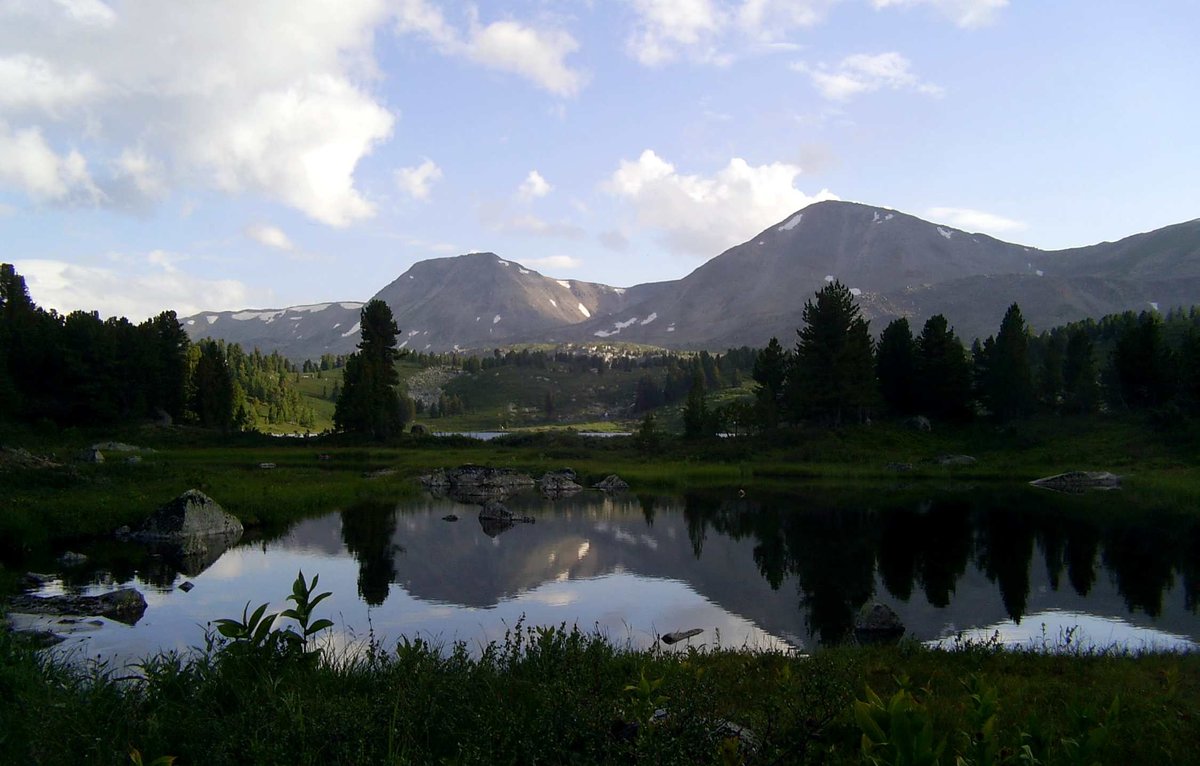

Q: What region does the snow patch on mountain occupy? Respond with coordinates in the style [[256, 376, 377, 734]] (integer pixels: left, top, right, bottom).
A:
[[186, 319, 195, 326], [640, 313, 658, 325], [778, 213, 803, 231], [667, 324, 676, 333], [341, 322, 360, 338], [340, 303, 364, 309], [937, 227, 953, 240], [824, 275, 835, 282], [233, 311, 283, 322], [1150, 301, 1160, 311], [549, 298, 557, 307], [614, 287, 626, 295], [493, 315, 502, 324], [577, 303, 591, 318], [291, 303, 331, 313], [557, 280, 571, 289], [850, 288, 862, 296]]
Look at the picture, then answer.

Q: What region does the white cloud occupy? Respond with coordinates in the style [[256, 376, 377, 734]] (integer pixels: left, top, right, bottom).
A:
[[518, 170, 552, 200], [606, 149, 838, 257], [0, 121, 102, 203], [14, 253, 265, 321], [396, 158, 443, 200], [0, 0, 395, 224], [396, 1, 585, 96], [624, 0, 837, 65], [796, 52, 943, 101], [0, 54, 101, 115], [871, 0, 1008, 28], [524, 255, 582, 271], [245, 223, 295, 252], [927, 206, 1027, 236], [112, 147, 167, 201]]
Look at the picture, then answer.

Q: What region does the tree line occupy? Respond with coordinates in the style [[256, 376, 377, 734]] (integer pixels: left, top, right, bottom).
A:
[[0, 263, 314, 432], [731, 280, 1200, 435]]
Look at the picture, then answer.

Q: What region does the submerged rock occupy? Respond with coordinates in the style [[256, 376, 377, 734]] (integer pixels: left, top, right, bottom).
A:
[[854, 603, 905, 643], [9, 588, 148, 625], [421, 465, 536, 500], [477, 499, 534, 537], [539, 469, 583, 496], [593, 474, 630, 492], [1030, 471, 1121, 493]]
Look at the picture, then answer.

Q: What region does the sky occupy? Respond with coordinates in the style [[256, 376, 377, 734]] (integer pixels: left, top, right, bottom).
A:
[[1, 0, 1197, 321]]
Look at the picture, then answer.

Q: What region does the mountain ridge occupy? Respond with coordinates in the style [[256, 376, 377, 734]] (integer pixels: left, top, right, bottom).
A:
[[182, 201, 1200, 359]]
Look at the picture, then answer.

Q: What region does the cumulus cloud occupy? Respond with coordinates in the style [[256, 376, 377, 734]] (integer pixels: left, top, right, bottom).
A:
[[518, 170, 552, 200], [606, 149, 838, 257], [871, 0, 1008, 28], [245, 223, 295, 251], [14, 253, 266, 321], [396, 0, 585, 96], [598, 229, 631, 252], [396, 158, 443, 200], [795, 52, 943, 101], [0, 121, 102, 203], [625, 0, 838, 65], [524, 254, 582, 271], [0, 0, 394, 224], [927, 206, 1027, 236]]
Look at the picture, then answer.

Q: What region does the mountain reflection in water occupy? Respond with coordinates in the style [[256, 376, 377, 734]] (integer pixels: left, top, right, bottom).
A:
[[32, 486, 1200, 662]]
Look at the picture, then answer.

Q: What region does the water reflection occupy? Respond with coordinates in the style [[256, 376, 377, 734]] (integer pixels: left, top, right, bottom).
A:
[[18, 485, 1200, 660]]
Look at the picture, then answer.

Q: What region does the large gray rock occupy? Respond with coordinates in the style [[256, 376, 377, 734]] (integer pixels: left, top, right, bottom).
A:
[[421, 465, 535, 500], [906, 416, 932, 432], [539, 469, 583, 496], [130, 490, 243, 542], [76, 448, 104, 464], [8, 588, 148, 625], [854, 603, 905, 643], [477, 499, 533, 538], [593, 474, 630, 492], [1030, 471, 1121, 493]]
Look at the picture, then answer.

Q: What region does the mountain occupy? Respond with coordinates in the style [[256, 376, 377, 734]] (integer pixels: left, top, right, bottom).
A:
[[181, 202, 1200, 358]]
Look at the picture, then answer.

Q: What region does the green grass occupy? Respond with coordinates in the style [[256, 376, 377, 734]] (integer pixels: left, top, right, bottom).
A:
[[0, 614, 1196, 766]]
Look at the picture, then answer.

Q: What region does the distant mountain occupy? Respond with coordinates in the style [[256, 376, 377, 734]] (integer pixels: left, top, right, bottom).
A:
[[181, 202, 1200, 358]]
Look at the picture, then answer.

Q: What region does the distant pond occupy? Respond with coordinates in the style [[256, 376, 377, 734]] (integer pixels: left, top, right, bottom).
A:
[[17, 484, 1199, 664]]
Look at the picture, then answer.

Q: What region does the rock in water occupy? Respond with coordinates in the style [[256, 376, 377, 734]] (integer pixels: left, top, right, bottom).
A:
[[593, 474, 630, 491], [539, 470, 583, 496], [132, 490, 243, 542], [1029, 471, 1121, 493], [9, 588, 148, 625], [854, 603, 905, 643]]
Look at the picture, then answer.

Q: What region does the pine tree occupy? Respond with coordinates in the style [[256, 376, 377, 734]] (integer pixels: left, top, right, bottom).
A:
[[786, 281, 875, 425], [876, 318, 918, 415], [984, 304, 1035, 421], [334, 300, 406, 438], [752, 337, 788, 428], [192, 341, 235, 430], [1062, 329, 1100, 414], [1110, 312, 1175, 409], [682, 370, 710, 438], [914, 315, 973, 421]]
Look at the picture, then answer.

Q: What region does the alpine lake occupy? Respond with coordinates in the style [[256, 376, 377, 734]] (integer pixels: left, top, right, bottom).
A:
[[17, 478, 1199, 666]]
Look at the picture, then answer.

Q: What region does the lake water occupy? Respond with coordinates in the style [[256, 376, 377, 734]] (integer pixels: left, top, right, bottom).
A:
[[18, 485, 1199, 665]]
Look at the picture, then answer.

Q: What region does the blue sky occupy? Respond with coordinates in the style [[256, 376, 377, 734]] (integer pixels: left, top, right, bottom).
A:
[[2, 0, 1197, 320]]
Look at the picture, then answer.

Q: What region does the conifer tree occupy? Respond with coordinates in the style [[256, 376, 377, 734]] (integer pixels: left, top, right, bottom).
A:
[[914, 315, 973, 420], [334, 300, 406, 438], [984, 303, 1035, 421], [682, 369, 710, 438], [192, 340, 235, 430], [752, 336, 788, 428], [786, 281, 875, 425], [1062, 329, 1100, 414], [876, 318, 918, 415]]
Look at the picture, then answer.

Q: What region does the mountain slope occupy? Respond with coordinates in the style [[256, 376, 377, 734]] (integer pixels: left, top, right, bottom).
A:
[[181, 202, 1200, 357]]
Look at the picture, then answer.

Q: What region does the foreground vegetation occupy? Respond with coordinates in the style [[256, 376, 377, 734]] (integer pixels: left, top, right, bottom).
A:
[[1, 571, 1197, 766]]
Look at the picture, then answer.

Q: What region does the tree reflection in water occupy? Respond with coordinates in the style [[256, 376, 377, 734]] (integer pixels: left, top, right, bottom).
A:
[[340, 501, 403, 607]]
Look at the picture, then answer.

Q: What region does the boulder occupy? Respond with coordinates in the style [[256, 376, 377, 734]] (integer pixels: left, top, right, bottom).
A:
[[57, 551, 88, 567], [1029, 471, 1121, 493], [410, 423, 429, 435], [906, 416, 932, 432], [421, 465, 535, 500], [477, 499, 533, 537], [8, 587, 148, 625], [442, 514, 459, 522], [539, 469, 583, 496], [854, 603, 905, 643], [932, 454, 977, 467], [76, 448, 104, 464], [91, 441, 150, 453], [593, 474, 630, 491], [131, 490, 243, 543]]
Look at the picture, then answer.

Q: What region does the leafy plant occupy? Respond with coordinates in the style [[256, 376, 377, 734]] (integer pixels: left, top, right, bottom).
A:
[[624, 667, 667, 724], [855, 680, 946, 766], [211, 570, 333, 663]]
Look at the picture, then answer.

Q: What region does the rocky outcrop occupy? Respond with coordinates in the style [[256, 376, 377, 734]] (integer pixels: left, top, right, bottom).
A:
[[127, 490, 243, 542], [854, 603, 905, 643], [421, 465, 535, 500], [1030, 471, 1121, 493], [539, 469, 583, 496], [477, 499, 534, 538], [931, 454, 977, 467], [120, 491, 244, 577], [0, 447, 62, 471], [593, 474, 630, 492], [9, 588, 148, 625]]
